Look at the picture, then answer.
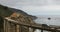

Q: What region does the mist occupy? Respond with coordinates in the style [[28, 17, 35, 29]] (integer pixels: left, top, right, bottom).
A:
[[0, 0, 60, 16]]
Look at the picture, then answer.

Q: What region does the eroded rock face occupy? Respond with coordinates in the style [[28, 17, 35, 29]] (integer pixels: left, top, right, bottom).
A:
[[9, 13, 36, 32], [0, 4, 37, 20], [8, 7, 37, 20], [10, 13, 36, 24]]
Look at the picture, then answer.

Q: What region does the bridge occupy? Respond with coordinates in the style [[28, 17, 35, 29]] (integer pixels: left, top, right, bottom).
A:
[[0, 17, 59, 32]]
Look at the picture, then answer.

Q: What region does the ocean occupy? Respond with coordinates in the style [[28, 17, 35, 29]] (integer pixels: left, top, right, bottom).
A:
[[33, 15, 60, 32]]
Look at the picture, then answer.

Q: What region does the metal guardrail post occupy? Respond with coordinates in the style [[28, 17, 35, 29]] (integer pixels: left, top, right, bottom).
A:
[[15, 25, 20, 32], [29, 27, 35, 32], [41, 29, 43, 32], [19, 25, 22, 32], [0, 17, 4, 32]]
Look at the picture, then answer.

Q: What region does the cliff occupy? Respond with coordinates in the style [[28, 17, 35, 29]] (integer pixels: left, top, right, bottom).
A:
[[7, 7, 37, 20], [0, 4, 37, 20]]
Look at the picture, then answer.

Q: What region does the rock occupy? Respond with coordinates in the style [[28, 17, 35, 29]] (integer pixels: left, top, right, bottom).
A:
[[0, 4, 37, 20], [8, 8, 37, 20]]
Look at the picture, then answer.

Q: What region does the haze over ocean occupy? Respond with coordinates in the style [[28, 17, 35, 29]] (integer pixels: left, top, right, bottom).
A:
[[0, 0, 60, 16]]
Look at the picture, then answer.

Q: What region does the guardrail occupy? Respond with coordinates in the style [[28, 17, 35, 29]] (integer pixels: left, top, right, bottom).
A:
[[1, 17, 60, 32]]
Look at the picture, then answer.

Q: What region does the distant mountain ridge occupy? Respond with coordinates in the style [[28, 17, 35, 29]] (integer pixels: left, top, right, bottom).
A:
[[0, 4, 37, 20], [8, 8, 37, 20]]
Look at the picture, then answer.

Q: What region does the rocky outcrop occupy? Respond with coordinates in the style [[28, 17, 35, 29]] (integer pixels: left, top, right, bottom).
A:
[[7, 7, 37, 20], [0, 4, 37, 20]]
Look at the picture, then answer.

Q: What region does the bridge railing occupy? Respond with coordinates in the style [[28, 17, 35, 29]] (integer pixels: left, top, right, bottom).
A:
[[3, 18, 60, 32]]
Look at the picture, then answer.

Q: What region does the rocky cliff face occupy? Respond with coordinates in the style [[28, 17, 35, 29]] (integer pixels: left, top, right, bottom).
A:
[[0, 4, 37, 20], [7, 7, 37, 20]]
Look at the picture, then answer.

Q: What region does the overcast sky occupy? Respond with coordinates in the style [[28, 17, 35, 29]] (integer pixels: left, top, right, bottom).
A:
[[0, 0, 60, 16]]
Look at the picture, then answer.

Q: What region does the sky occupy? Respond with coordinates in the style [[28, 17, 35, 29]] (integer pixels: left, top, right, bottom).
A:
[[0, 0, 60, 16]]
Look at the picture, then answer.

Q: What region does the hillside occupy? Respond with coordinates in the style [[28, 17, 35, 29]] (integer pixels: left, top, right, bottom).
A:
[[0, 4, 37, 20], [8, 8, 37, 20]]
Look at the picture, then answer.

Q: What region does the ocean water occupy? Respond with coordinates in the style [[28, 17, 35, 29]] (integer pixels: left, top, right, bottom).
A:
[[33, 15, 60, 32]]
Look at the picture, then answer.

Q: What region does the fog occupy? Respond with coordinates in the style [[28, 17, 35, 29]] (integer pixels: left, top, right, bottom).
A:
[[0, 0, 60, 15]]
